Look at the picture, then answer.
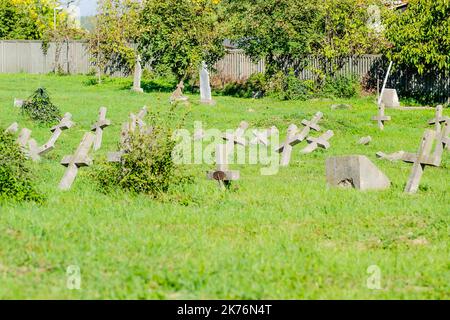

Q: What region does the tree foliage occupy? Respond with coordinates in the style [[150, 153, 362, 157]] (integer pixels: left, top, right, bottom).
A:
[[0, 0, 58, 40], [88, 0, 142, 78], [139, 0, 227, 81], [226, 0, 322, 76], [314, 0, 389, 77], [385, 0, 450, 74]]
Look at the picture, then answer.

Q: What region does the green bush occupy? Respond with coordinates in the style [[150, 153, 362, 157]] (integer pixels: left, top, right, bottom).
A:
[[93, 110, 191, 198], [267, 70, 316, 101], [21, 87, 61, 125], [222, 73, 267, 98], [322, 74, 360, 99], [0, 131, 44, 203]]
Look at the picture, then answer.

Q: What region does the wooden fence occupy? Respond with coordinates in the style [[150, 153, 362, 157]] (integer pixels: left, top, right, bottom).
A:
[[0, 40, 448, 102]]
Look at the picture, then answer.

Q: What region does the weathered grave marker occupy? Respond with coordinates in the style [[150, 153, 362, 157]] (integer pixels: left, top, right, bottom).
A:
[[207, 144, 239, 189], [223, 121, 249, 146], [200, 61, 215, 105], [301, 130, 334, 154], [326, 155, 390, 190], [433, 120, 450, 159], [40, 112, 74, 156], [427, 105, 448, 134], [358, 136, 372, 145], [27, 139, 41, 162], [131, 55, 144, 93], [403, 130, 440, 194], [4, 122, 19, 134], [170, 81, 189, 104], [17, 128, 32, 149], [14, 98, 24, 108], [371, 103, 391, 130], [250, 126, 278, 146], [91, 107, 111, 151], [381, 89, 400, 108], [276, 112, 323, 166], [59, 132, 95, 190]]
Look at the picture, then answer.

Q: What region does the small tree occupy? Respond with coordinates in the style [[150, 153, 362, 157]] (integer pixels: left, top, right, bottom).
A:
[[385, 0, 449, 74], [88, 0, 142, 82], [226, 0, 322, 76], [313, 0, 389, 79], [139, 0, 227, 82]]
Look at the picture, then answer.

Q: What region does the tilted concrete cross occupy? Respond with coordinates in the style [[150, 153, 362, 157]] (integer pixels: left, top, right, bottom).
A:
[[301, 130, 334, 154], [250, 126, 278, 146], [222, 121, 249, 147], [91, 107, 111, 151], [59, 132, 95, 190], [371, 103, 391, 130], [427, 105, 448, 134], [207, 144, 239, 189], [39, 113, 75, 156], [17, 128, 32, 150], [275, 112, 323, 166], [403, 130, 440, 194]]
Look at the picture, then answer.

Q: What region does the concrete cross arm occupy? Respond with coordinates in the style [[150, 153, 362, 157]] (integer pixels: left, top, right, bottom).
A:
[[401, 152, 441, 167], [301, 119, 321, 132], [61, 155, 93, 167], [371, 115, 391, 121], [51, 113, 75, 132], [91, 119, 111, 131]]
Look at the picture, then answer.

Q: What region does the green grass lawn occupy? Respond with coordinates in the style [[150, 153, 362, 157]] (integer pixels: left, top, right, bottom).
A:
[[0, 73, 448, 299]]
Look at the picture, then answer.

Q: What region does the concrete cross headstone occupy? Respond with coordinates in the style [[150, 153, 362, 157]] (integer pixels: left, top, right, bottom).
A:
[[131, 55, 144, 93], [4, 122, 19, 134], [371, 103, 391, 130], [403, 130, 440, 194], [250, 126, 278, 146], [223, 121, 249, 147], [59, 132, 95, 190], [276, 124, 299, 167], [301, 130, 334, 154], [39, 112, 74, 156], [427, 105, 448, 134], [433, 119, 450, 159], [207, 144, 239, 189], [27, 139, 41, 162], [91, 107, 111, 151], [200, 61, 215, 105], [276, 112, 323, 166]]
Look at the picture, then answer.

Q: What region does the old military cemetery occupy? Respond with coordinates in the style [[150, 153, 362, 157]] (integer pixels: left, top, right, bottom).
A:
[[0, 0, 448, 301]]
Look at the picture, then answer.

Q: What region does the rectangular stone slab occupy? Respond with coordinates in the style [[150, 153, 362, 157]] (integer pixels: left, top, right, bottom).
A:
[[326, 155, 390, 190]]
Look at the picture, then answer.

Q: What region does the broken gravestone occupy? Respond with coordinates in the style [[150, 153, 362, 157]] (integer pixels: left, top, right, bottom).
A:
[[4, 122, 19, 134], [326, 155, 390, 191], [14, 98, 24, 108], [59, 132, 95, 190], [381, 89, 400, 108], [376, 150, 405, 162], [207, 144, 239, 189], [358, 136, 372, 145], [170, 81, 189, 104]]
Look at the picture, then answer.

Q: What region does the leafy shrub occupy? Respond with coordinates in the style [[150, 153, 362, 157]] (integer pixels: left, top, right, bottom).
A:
[[0, 131, 44, 203], [21, 87, 61, 125], [92, 109, 191, 198], [221, 73, 267, 98], [322, 74, 361, 99], [267, 70, 316, 101]]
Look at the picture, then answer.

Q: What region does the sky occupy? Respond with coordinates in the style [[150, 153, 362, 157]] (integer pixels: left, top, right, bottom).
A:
[[78, 0, 97, 16]]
